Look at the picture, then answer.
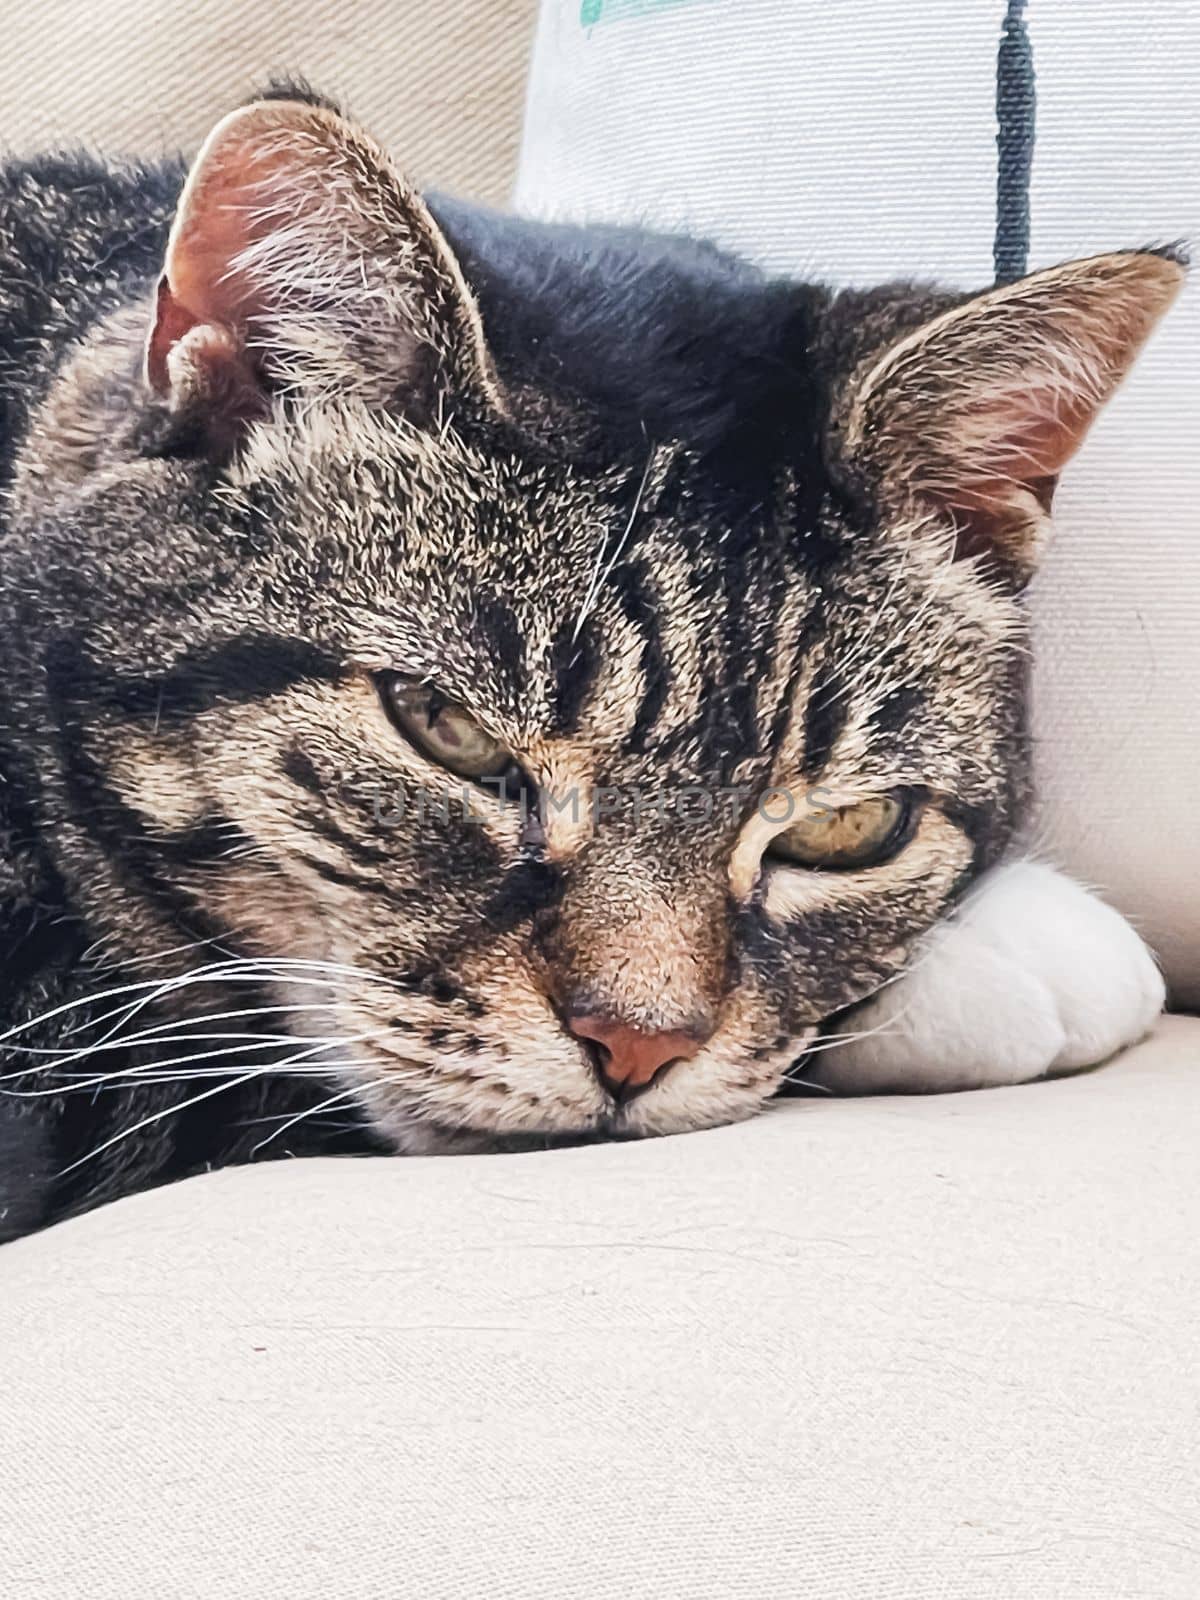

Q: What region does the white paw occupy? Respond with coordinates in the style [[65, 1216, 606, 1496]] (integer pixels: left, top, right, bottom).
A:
[[811, 862, 1165, 1094]]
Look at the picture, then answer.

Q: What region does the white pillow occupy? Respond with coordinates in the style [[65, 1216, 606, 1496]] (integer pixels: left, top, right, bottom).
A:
[[515, 0, 1200, 1005]]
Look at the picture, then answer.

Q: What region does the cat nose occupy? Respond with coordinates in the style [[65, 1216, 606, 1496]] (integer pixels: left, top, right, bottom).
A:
[[566, 1014, 706, 1101]]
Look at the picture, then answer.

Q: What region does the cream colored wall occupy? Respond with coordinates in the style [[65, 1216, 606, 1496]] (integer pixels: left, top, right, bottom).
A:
[[0, 0, 537, 203]]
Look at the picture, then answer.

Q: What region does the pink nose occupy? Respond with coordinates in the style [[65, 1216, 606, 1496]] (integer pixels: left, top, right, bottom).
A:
[[567, 1015, 705, 1101]]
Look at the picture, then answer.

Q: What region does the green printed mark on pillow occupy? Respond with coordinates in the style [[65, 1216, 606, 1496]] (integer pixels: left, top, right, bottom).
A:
[[581, 0, 712, 29]]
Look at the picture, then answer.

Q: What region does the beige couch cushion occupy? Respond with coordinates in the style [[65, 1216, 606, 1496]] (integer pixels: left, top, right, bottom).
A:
[[0, 0, 536, 202], [5, 1017, 1199, 1599]]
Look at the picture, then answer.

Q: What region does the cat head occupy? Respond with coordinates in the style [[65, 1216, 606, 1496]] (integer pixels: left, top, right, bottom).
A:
[[7, 100, 1182, 1150]]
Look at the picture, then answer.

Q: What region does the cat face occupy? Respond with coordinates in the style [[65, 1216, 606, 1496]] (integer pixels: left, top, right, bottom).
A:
[[132, 416, 1027, 1149], [6, 101, 1181, 1152]]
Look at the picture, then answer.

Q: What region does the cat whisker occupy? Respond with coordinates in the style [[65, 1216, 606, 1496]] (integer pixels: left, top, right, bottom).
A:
[[12, 1020, 401, 1099], [11, 1007, 335, 1059], [1, 1064, 349, 1098], [798, 1020, 907, 1057], [779, 1072, 834, 1094], [5, 1046, 316, 1099], [0, 954, 406, 1069], [53, 1026, 398, 1175], [54, 1067, 272, 1176], [67, 995, 343, 1048], [571, 439, 655, 643], [1, 999, 338, 1082], [2, 959, 268, 1049], [249, 1077, 387, 1157], [785, 993, 940, 1092]]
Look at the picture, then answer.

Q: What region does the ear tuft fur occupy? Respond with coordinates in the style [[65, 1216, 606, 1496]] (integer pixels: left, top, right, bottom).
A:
[[146, 99, 503, 442], [833, 250, 1185, 582]]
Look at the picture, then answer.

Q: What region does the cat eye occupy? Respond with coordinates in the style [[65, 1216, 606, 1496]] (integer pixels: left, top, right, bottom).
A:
[[378, 676, 515, 781], [767, 792, 914, 871]]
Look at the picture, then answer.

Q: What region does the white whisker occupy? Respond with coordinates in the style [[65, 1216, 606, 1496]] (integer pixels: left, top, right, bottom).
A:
[[249, 1078, 386, 1157], [0, 955, 413, 1080], [571, 441, 655, 642], [52, 1022, 398, 1175], [55, 1068, 271, 1177]]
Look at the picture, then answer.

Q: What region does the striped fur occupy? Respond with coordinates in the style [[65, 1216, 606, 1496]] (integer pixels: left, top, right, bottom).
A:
[[0, 97, 1178, 1239]]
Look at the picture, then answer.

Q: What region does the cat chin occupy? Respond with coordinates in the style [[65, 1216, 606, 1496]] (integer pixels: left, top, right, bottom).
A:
[[383, 1122, 616, 1156], [356, 1105, 614, 1157], [365, 1100, 776, 1157]]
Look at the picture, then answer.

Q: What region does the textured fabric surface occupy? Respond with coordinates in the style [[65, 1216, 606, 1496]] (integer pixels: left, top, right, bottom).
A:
[[517, 0, 1200, 1006], [5, 1017, 1200, 1599], [0, 0, 537, 202]]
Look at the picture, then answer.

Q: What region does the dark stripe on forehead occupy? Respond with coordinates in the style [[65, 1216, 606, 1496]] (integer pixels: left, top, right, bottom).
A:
[[800, 670, 852, 779], [715, 523, 762, 765], [472, 593, 524, 683], [869, 684, 926, 738], [757, 614, 820, 778], [614, 560, 671, 754], [684, 487, 787, 781], [548, 615, 602, 734]]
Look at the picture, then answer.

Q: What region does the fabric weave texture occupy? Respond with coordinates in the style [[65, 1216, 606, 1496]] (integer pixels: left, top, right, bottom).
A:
[[0, 0, 537, 203], [6, 1018, 1200, 1598]]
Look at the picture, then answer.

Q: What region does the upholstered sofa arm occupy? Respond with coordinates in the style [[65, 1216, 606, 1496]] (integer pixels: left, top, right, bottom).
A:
[[6, 1018, 1199, 1599]]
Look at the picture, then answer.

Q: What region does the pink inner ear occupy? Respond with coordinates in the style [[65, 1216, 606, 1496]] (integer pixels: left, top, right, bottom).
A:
[[934, 381, 1099, 567], [145, 277, 198, 392], [999, 381, 1098, 481], [145, 133, 282, 397], [965, 379, 1096, 483], [946, 378, 1092, 493]]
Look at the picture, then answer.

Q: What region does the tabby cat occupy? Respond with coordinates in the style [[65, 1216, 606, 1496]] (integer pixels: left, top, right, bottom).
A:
[[0, 92, 1180, 1241]]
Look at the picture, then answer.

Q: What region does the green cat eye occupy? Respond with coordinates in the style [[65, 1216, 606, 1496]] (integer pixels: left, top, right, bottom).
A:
[[379, 676, 514, 781], [768, 792, 913, 871]]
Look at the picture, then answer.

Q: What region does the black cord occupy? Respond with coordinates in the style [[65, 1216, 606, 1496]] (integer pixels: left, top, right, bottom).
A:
[[994, 0, 1037, 283]]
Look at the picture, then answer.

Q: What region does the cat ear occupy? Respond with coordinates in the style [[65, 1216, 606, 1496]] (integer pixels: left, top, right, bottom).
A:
[[145, 99, 503, 442], [834, 251, 1185, 581]]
